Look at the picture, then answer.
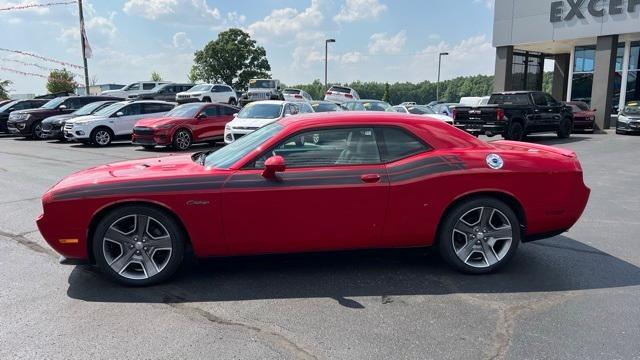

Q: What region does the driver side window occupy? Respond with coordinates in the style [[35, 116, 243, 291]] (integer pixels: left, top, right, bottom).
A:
[[251, 127, 381, 169]]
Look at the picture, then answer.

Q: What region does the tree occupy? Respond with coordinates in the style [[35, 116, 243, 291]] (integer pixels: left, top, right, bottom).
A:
[[382, 82, 390, 103], [187, 66, 199, 84], [150, 71, 163, 81], [46, 69, 77, 94], [192, 28, 271, 90], [0, 79, 11, 100]]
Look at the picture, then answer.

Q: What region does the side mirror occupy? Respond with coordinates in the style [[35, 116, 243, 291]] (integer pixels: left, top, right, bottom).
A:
[[115, 111, 124, 117], [262, 155, 285, 178], [197, 113, 207, 119], [58, 104, 67, 110]]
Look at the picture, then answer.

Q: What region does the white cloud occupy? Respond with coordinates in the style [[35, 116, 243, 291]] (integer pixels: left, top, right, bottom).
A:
[[247, 0, 324, 41], [59, 4, 117, 43], [334, 0, 387, 23], [368, 31, 406, 55], [340, 51, 366, 64], [172, 31, 192, 48], [122, 0, 223, 26], [473, 0, 494, 10]]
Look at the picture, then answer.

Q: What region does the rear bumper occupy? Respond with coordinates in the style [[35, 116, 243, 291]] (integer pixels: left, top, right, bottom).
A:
[[454, 122, 506, 135]]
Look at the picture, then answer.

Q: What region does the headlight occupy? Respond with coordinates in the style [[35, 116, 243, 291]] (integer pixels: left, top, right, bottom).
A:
[[10, 113, 28, 120]]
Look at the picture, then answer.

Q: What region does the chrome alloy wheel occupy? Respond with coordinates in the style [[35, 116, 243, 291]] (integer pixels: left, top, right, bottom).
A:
[[102, 214, 173, 280], [94, 130, 111, 146], [451, 206, 513, 268], [175, 130, 191, 150]]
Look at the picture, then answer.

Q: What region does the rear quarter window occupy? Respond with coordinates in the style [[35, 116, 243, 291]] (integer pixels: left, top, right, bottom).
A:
[[489, 94, 530, 106], [377, 127, 430, 162]]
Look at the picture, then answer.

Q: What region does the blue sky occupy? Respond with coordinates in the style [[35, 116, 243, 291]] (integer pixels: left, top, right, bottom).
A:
[[0, 0, 497, 94]]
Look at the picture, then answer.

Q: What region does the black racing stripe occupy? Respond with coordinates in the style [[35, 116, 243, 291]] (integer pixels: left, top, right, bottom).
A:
[[387, 156, 447, 173], [224, 174, 383, 188], [389, 163, 460, 183], [231, 169, 371, 180]]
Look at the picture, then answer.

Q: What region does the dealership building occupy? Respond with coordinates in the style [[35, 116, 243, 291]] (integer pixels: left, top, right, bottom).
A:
[[493, 0, 640, 129]]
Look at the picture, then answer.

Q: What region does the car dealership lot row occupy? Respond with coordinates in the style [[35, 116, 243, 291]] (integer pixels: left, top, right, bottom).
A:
[[0, 133, 639, 359]]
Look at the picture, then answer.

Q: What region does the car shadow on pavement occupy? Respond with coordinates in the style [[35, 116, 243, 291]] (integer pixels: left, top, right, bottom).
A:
[[66, 235, 640, 305], [524, 134, 592, 145]]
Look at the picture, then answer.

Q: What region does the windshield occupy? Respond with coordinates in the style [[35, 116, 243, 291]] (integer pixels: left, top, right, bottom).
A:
[[405, 106, 434, 115], [204, 123, 283, 169], [165, 103, 201, 118], [73, 101, 112, 115], [283, 89, 300, 94], [41, 97, 66, 109], [312, 102, 340, 112], [188, 84, 211, 92], [0, 100, 17, 113], [93, 102, 126, 116], [363, 101, 394, 112], [249, 80, 276, 89], [623, 104, 640, 115], [237, 103, 283, 119]]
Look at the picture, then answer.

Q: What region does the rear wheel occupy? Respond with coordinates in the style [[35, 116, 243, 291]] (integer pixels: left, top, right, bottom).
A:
[[505, 122, 525, 141], [437, 197, 520, 274], [173, 129, 192, 151], [91, 127, 113, 147], [557, 118, 572, 139], [228, 98, 237, 106], [92, 205, 185, 286]]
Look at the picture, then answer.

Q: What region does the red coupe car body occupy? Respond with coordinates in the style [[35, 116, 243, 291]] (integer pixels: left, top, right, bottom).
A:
[[37, 113, 590, 263], [131, 103, 238, 147]]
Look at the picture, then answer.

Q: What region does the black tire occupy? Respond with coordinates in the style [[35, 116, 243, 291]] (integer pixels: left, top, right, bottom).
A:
[[228, 98, 237, 106], [142, 145, 155, 150], [437, 196, 521, 274], [505, 122, 525, 141], [172, 129, 192, 151], [31, 121, 46, 140], [90, 127, 113, 147], [202, 97, 211, 103], [557, 118, 572, 139], [92, 205, 185, 286]]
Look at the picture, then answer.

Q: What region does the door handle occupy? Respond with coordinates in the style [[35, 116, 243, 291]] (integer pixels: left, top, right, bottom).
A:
[[361, 174, 381, 183]]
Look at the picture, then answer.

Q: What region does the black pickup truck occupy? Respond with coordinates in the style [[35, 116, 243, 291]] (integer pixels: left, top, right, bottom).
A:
[[452, 91, 573, 141]]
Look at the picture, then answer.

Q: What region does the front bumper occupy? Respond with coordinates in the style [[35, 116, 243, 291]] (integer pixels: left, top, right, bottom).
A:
[[617, 121, 640, 133], [63, 125, 90, 141], [454, 122, 506, 135], [6, 120, 30, 136], [42, 123, 64, 139], [36, 212, 88, 261], [224, 127, 257, 143]]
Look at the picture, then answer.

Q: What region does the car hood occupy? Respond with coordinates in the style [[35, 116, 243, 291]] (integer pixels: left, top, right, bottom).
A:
[[136, 117, 187, 127], [177, 91, 203, 96], [66, 114, 104, 124], [43, 113, 76, 124], [230, 117, 280, 128], [48, 154, 224, 196], [14, 108, 57, 116]]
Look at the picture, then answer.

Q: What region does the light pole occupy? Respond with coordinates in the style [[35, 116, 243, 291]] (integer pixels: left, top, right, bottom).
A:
[[325, 38, 336, 89], [78, 0, 90, 94], [436, 52, 449, 102]]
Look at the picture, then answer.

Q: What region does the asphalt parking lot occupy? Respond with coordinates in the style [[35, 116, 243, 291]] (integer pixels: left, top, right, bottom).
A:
[[0, 133, 639, 360]]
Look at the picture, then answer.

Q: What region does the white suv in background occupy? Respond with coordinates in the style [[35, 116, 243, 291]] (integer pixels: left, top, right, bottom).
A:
[[63, 100, 175, 146], [102, 81, 170, 98], [324, 85, 360, 103], [282, 88, 312, 102], [224, 100, 313, 143], [175, 84, 237, 105]]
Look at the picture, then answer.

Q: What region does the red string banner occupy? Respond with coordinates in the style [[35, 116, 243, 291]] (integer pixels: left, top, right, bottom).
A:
[[0, 48, 84, 69], [0, 66, 79, 86], [1, 58, 82, 77], [0, 1, 77, 12]]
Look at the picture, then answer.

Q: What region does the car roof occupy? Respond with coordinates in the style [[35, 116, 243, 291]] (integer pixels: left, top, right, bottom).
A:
[[247, 100, 288, 105], [346, 99, 386, 103], [278, 111, 434, 127]]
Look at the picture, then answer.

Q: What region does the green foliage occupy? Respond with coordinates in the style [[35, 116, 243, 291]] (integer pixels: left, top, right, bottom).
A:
[[46, 69, 77, 94], [192, 28, 271, 90], [187, 66, 199, 84], [542, 71, 553, 94], [0, 79, 11, 100], [150, 71, 163, 81], [382, 82, 390, 103]]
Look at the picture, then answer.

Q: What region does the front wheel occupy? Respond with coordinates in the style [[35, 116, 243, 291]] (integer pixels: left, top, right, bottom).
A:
[[557, 118, 572, 139], [172, 129, 192, 151], [228, 98, 237, 106], [437, 197, 520, 274], [91, 128, 113, 147], [92, 205, 185, 286]]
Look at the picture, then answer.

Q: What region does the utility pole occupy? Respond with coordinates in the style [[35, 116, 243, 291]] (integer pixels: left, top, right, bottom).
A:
[[78, 0, 90, 94], [325, 38, 336, 89], [437, 52, 449, 102]]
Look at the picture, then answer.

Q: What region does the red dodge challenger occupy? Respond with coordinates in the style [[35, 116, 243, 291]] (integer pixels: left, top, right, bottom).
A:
[[37, 112, 590, 285], [132, 102, 239, 151]]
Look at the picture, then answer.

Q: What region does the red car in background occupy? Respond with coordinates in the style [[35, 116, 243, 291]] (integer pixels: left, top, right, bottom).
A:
[[132, 102, 239, 150], [565, 101, 595, 133], [37, 113, 590, 286]]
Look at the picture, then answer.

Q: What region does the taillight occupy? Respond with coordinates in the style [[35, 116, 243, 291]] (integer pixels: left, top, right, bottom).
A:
[[294, 94, 302, 98], [345, 94, 353, 98], [452, 108, 457, 119], [325, 91, 332, 95], [496, 108, 505, 121]]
